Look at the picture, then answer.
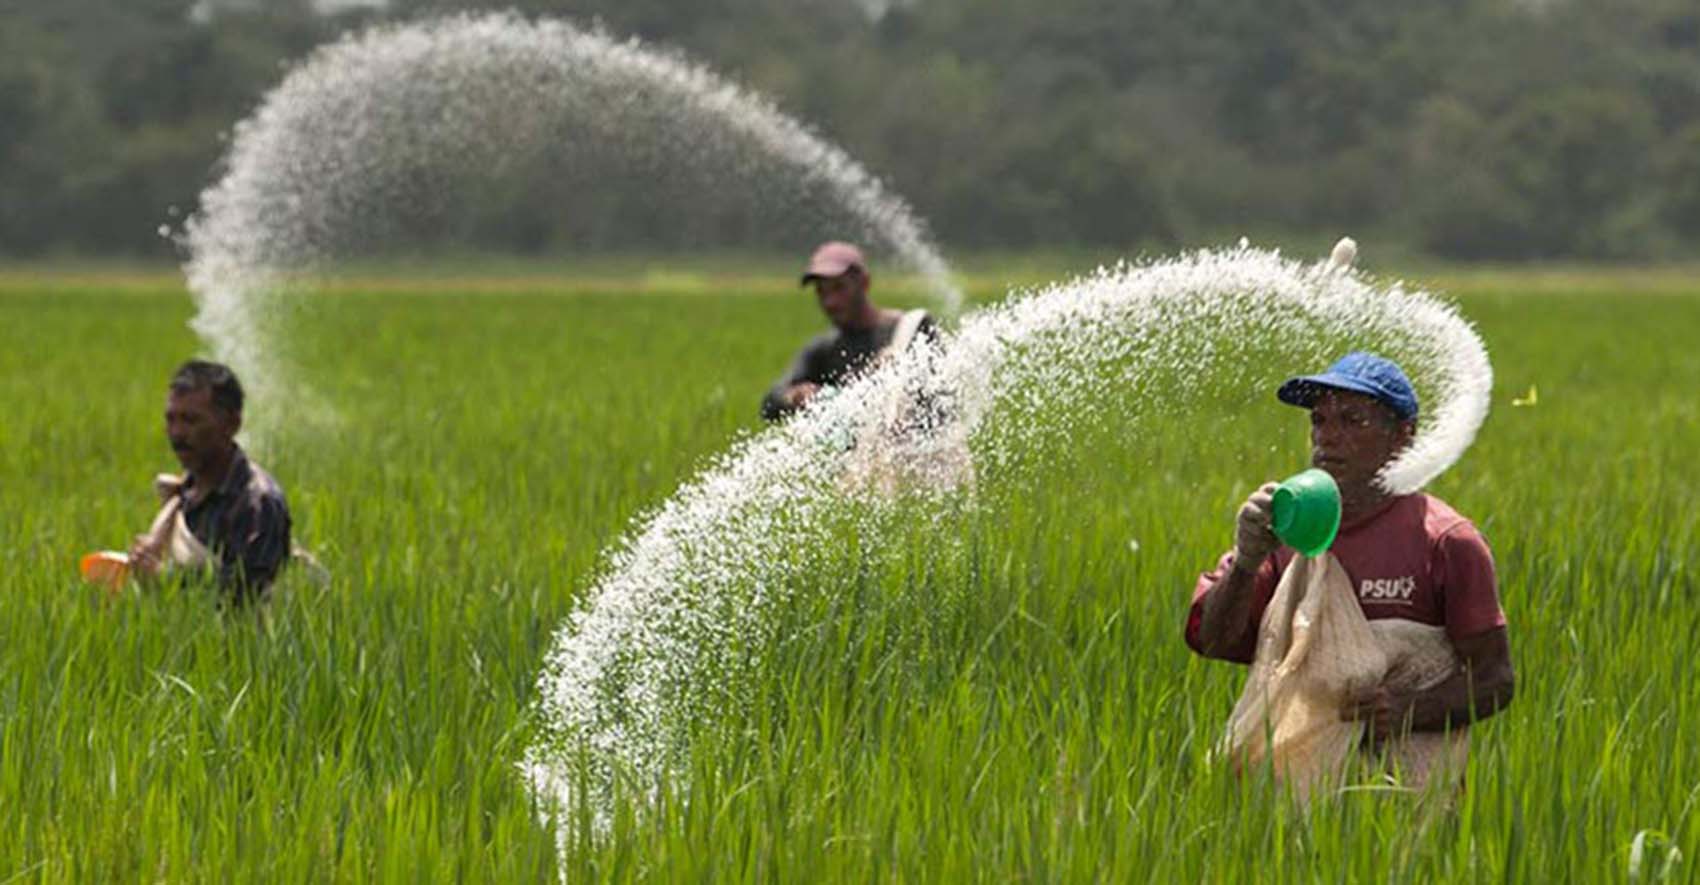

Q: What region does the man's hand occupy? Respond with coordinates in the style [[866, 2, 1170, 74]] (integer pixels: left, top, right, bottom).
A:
[[1232, 482, 1280, 571], [782, 382, 821, 410], [1341, 686, 1414, 745], [127, 535, 163, 580], [1340, 628, 1515, 743]]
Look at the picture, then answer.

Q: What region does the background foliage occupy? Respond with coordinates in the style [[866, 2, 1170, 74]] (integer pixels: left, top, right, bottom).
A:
[[2, 0, 1697, 260]]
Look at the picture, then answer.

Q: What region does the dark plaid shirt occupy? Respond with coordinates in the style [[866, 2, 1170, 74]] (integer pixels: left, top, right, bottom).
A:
[[761, 312, 939, 421], [179, 447, 292, 602]]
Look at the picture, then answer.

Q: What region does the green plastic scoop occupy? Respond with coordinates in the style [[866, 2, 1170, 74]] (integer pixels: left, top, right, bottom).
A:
[[1271, 468, 1342, 558]]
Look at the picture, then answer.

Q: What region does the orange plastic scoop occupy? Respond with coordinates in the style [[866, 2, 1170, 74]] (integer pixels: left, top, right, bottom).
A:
[[79, 551, 131, 594]]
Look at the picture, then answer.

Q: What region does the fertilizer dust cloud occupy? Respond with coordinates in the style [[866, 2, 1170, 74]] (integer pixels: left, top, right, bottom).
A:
[[183, 13, 960, 443]]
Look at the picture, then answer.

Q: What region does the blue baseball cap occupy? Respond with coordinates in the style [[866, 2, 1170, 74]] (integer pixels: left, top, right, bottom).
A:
[[1277, 352, 1419, 420]]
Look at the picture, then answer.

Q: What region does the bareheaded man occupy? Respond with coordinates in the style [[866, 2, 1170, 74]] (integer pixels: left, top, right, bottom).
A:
[[761, 241, 937, 421], [128, 360, 292, 603], [1187, 352, 1514, 747]]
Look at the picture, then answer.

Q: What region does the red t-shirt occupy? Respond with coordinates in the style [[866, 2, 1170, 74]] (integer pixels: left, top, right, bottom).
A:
[[1186, 493, 1505, 664]]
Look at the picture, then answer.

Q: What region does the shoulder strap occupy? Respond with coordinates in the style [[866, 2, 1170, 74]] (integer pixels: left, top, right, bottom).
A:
[[886, 309, 929, 357]]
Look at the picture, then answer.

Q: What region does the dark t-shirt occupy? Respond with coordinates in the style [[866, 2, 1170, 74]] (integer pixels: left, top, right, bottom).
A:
[[1186, 493, 1505, 664], [761, 311, 939, 421], [179, 447, 292, 602]]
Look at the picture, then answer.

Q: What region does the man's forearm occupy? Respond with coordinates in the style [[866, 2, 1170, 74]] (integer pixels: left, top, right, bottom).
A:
[[1403, 665, 1515, 732], [1197, 559, 1262, 657]]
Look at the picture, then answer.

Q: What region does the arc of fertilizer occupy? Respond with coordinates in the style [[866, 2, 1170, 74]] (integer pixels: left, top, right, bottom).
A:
[[524, 244, 1493, 840], [182, 14, 961, 443]]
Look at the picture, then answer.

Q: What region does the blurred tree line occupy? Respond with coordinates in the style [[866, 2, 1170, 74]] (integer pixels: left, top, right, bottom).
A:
[[2, 0, 1697, 260]]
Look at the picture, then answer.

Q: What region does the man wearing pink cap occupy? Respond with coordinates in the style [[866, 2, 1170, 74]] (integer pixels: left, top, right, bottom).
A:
[[761, 242, 938, 422]]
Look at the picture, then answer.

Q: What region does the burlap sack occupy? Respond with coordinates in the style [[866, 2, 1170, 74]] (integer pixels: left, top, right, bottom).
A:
[[142, 477, 215, 574], [140, 489, 211, 574], [1220, 553, 1469, 802]]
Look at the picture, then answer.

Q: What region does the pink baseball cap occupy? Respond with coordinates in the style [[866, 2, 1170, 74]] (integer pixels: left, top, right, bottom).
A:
[[800, 241, 867, 284]]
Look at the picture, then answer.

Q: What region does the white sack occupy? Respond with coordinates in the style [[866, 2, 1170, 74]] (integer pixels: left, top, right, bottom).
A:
[[1220, 552, 1469, 802]]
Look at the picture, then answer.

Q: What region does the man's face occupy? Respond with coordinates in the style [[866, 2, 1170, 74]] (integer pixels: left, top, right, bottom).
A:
[[165, 386, 239, 475], [1308, 389, 1413, 490], [812, 270, 868, 330]]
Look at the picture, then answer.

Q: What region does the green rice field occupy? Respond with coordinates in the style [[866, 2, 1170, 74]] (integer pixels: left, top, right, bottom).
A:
[[0, 267, 1695, 881]]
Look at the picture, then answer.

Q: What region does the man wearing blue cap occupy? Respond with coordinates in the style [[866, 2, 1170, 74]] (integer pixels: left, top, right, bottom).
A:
[[1187, 352, 1514, 750]]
